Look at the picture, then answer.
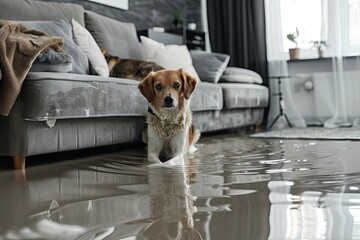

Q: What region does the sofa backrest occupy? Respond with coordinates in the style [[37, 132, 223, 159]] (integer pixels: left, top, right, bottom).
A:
[[0, 0, 85, 26], [85, 10, 144, 60]]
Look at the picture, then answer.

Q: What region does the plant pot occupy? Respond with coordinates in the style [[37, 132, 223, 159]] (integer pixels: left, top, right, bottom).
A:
[[289, 48, 300, 60], [172, 19, 183, 28], [318, 49, 324, 58], [187, 23, 197, 30]]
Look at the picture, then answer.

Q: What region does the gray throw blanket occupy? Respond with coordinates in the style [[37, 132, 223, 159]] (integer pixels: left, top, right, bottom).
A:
[[0, 19, 64, 116], [30, 50, 73, 73]]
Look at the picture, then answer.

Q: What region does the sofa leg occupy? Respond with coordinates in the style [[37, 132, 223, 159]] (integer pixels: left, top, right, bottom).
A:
[[13, 156, 26, 169]]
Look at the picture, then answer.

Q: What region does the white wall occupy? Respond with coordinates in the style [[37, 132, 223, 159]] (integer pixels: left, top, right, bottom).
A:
[[285, 57, 360, 125]]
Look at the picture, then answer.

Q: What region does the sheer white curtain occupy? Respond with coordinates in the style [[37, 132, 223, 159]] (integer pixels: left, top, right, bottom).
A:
[[264, 0, 307, 129], [311, 0, 360, 127], [265, 0, 360, 128], [324, 0, 352, 127]]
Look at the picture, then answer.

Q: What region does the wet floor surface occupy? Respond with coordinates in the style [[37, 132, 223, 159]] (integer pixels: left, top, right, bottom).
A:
[[1, 133, 360, 239]]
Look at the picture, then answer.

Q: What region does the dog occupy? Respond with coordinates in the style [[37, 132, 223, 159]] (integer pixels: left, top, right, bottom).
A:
[[101, 48, 164, 81], [138, 69, 200, 164]]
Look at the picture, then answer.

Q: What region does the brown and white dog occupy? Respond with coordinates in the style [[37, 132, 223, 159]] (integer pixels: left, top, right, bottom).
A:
[[101, 48, 164, 81], [138, 69, 200, 164]]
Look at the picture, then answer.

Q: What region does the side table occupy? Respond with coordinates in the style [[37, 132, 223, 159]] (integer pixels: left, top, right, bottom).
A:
[[269, 76, 292, 128]]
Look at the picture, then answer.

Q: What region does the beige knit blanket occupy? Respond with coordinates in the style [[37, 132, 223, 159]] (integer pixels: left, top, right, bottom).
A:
[[0, 19, 64, 116]]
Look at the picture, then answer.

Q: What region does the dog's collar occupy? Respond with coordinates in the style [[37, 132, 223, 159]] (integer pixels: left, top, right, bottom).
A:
[[147, 106, 158, 118]]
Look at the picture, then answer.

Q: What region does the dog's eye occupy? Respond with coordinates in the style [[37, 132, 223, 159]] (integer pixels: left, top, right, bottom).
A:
[[174, 82, 180, 89], [155, 84, 162, 90]]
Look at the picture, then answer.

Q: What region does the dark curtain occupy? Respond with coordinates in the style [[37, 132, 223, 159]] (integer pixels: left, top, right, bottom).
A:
[[207, 0, 268, 88]]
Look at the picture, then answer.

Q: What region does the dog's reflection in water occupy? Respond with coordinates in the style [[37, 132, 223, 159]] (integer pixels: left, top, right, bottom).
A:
[[143, 164, 202, 240]]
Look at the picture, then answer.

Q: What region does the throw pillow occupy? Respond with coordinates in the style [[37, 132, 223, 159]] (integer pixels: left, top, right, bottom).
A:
[[140, 36, 200, 80], [72, 19, 109, 77], [85, 11, 143, 60], [220, 67, 263, 84], [190, 50, 230, 83], [20, 19, 90, 74]]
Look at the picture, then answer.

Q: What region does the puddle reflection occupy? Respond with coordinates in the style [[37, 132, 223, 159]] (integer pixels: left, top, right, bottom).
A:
[[1, 134, 360, 239]]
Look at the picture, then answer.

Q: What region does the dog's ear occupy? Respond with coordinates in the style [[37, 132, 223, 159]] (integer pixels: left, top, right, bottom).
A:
[[138, 72, 155, 103], [100, 48, 107, 56], [180, 69, 197, 100], [100, 48, 110, 61]]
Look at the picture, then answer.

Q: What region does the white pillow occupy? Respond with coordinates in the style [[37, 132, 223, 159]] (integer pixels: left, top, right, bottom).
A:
[[71, 19, 109, 77], [140, 36, 200, 80], [220, 67, 263, 84]]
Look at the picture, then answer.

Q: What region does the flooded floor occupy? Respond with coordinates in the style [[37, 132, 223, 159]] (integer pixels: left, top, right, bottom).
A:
[[1, 132, 360, 239]]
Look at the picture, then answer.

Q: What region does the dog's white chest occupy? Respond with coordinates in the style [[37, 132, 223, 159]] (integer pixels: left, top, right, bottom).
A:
[[146, 111, 191, 139], [153, 118, 183, 139]]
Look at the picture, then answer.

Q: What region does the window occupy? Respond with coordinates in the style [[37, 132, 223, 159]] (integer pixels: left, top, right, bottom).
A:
[[280, 0, 323, 51], [280, 0, 360, 57], [348, 0, 360, 46]]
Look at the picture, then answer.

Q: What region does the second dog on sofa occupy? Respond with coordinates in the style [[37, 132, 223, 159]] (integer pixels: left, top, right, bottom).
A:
[[101, 48, 164, 81]]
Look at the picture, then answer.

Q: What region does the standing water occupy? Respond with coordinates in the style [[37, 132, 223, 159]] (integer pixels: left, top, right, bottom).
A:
[[1, 133, 360, 239]]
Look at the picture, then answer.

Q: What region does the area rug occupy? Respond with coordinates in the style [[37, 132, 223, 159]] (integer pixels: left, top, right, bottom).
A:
[[250, 127, 360, 140]]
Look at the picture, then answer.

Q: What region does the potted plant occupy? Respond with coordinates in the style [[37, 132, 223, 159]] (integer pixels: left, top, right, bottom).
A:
[[311, 40, 327, 58], [172, 10, 183, 29], [287, 28, 300, 59]]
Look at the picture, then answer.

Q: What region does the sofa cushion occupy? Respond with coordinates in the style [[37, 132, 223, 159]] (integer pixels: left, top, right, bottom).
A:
[[190, 50, 230, 83], [191, 82, 223, 112], [21, 73, 222, 121], [0, 0, 85, 26], [140, 36, 200, 80], [85, 11, 143, 60], [22, 72, 147, 121], [21, 19, 90, 74], [72, 19, 109, 77], [219, 83, 269, 109]]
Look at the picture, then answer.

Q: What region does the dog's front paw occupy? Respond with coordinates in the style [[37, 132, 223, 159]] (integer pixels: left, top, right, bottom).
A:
[[166, 154, 185, 166], [188, 145, 198, 154], [148, 153, 162, 165]]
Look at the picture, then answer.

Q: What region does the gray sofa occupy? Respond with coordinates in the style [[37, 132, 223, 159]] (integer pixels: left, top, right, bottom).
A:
[[0, 0, 268, 169]]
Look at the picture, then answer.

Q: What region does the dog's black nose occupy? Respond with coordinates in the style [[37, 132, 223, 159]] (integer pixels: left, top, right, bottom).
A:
[[164, 96, 174, 107]]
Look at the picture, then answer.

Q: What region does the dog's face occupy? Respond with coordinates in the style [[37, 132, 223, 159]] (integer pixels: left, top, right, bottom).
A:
[[138, 69, 197, 110]]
